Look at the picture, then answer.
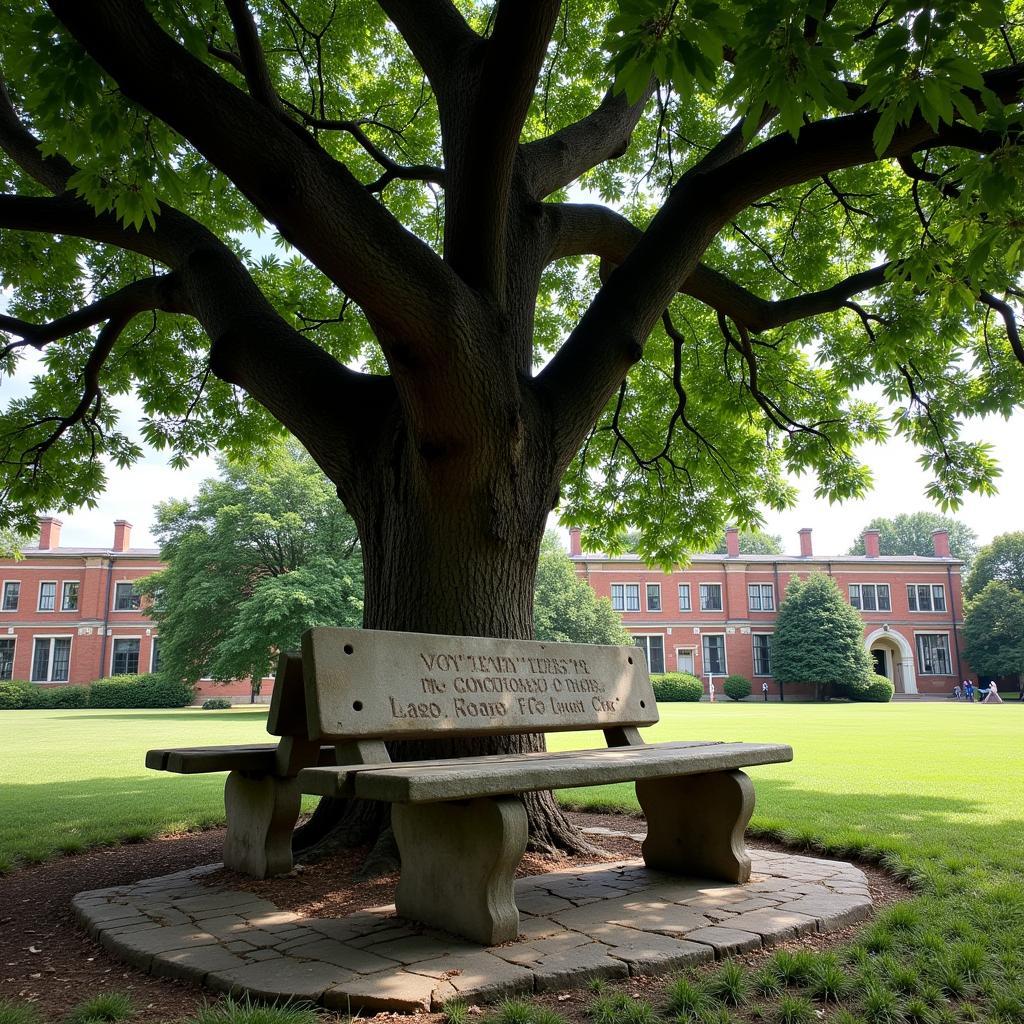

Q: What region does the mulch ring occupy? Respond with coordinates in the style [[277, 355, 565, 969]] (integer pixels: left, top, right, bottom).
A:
[[0, 812, 909, 1024]]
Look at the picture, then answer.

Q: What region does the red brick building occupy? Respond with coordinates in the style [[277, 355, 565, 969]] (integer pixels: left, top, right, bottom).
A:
[[570, 526, 971, 698], [0, 518, 268, 701]]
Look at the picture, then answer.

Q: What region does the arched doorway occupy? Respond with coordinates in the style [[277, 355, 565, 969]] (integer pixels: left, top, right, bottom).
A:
[[865, 628, 917, 694]]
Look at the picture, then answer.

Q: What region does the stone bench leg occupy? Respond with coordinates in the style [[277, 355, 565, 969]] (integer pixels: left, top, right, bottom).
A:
[[636, 769, 755, 883], [222, 771, 302, 878], [391, 796, 527, 945]]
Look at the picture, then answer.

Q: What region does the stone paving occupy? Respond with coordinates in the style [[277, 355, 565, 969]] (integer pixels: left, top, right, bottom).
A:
[[73, 829, 873, 1013]]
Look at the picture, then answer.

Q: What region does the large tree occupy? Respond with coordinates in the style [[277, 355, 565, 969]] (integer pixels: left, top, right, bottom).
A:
[[965, 531, 1024, 598], [1, 1, 1024, 850], [847, 512, 978, 565], [772, 573, 875, 701], [962, 580, 1024, 685], [138, 442, 363, 702]]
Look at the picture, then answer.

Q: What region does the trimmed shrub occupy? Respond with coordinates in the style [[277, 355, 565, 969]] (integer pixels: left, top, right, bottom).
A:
[[202, 697, 233, 710], [651, 672, 704, 702], [0, 681, 89, 709], [0, 681, 36, 710], [723, 674, 752, 701], [43, 685, 90, 709], [88, 673, 194, 709], [853, 677, 895, 703]]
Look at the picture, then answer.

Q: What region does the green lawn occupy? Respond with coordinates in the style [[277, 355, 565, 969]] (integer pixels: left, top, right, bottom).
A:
[[2, 701, 1023, 1024]]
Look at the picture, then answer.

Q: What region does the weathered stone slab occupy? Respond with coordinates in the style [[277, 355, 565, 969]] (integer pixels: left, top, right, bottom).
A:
[[208, 958, 353, 1000], [726, 908, 817, 940], [151, 945, 248, 983], [532, 942, 629, 991], [776, 894, 872, 929], [408, 952, 535, 1002], [363, 933, 476, 965], [596, 925, 713, 975], [287, 937, 398, 974], [686, 926, 763, 956], [324, 968, 454, 1013]]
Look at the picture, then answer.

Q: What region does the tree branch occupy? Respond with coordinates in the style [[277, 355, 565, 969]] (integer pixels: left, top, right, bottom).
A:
[[978, 291, 1024, 365], [223, 0, 282, 111], [519, 83, 657, 199]]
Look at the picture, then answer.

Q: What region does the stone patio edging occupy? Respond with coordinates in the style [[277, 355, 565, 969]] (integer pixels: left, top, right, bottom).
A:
[[73, 833, 873, 1013]]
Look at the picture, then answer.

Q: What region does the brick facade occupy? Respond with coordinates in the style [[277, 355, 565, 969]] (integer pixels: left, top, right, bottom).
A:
[[0, 519, 274, 702], [570, 526, 971, 698]]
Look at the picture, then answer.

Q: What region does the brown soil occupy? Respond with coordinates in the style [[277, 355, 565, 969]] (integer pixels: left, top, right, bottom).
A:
[[0, 813, 909, 1024]]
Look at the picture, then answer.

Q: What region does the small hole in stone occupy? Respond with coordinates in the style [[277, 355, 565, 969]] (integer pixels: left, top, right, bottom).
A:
[[627, 656, 633, 665], [344, 644, 354, 655], [640, 700, 646, 708], [353, 700, 363, 711]]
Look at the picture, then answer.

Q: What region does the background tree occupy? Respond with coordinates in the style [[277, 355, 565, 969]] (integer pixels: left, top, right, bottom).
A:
[[965, 532, 1024, 599], [139, 442, 363, 702], [848, 513, 978, 566], [2, 2, 1024, 851], [534, 531, 631, 646], [772, 573, 875, 701], [714, 529, 784, 556], [962, 580, 1024, 687]]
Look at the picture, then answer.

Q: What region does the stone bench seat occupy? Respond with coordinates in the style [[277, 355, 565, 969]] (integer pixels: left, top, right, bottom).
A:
[[298, 739, 791, 802], [145, 744, 337, 775]]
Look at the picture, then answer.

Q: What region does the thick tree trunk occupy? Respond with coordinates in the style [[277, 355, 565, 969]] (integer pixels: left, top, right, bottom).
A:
[[295, 409, 602, 864]]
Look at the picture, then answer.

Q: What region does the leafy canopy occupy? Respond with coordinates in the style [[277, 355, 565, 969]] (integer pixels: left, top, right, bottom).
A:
[[965, 530, 1024, 598], [847, 512, 978, 564], [0, 1, 1022, 567], [137, 441, 363, 688], [771, 572, 875, 699], [962, 579, 1024, 679], [534, 531, 632, 646]]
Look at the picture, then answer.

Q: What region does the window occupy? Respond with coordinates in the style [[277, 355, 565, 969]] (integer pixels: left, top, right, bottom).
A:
[[2, 582, 19, 611], [38, 582, 56, 611], [112, 638, 140, 676], [908, 584, 946, 612], [31, 637, 71, 682], [624, 584, 640, 611], [646, 584, 662, 612], [61, 581, 80, 612], [702, 634, 726, 675], [752, 634, 772, 676], [611, 584, 623, 611], [849, 584, 891, 612], [678, 584, 691, 611], [633, 635, 665, 674], [916, 634, 952, 675], [699, 583, 723, 611], [114, 582, 141, 611], [748, 584, 774, 611], [151, 638, 161, 673], [0, 638, 14, 680]]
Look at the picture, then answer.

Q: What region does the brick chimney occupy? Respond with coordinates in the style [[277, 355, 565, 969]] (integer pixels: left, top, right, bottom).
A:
[[863, 529, 881, 558], [725, 527, 740, 558], [112, 520, 133, 552], [568, 527, 582, 557], [798, 528, 813, 558], [38, 516, 62, 550], [932, 529, 951, 558]]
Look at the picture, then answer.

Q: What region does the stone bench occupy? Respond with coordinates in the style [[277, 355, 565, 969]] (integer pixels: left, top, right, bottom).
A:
[[148, 627, 791, 945]]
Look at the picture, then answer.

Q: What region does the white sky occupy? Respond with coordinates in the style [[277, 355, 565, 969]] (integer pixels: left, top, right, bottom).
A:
[[3, 342, 1021, 555]]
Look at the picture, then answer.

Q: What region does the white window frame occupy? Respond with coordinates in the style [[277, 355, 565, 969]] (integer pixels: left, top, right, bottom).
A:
[[0, 636, 15, 680], [610, 583, 624, 611], [701, 633, 727, 675], [850, 583, 891, 612], [30, 634, 73, 682], [113, 581, 142, 611], [110, 635, 143, 676], [646, 583, 662, 612], [1, 580, 19, 612], [678, 583, 691, 611], [632, 634, 666, 674], [37, 580, 57, 612], [699, 582, 723, 612], [61, 579, 81, 612], [915, 632, 952, 675], [150, 635, 161, 673], [752, 633, 773, 676], [624, 583, 640, 612], [747, 583, 774, 612], [908, 583, 946, 613], [675, 646, 696, 673]]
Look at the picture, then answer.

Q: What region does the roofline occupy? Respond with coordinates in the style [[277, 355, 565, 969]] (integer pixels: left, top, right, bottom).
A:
[[570, 553, 964, 567]]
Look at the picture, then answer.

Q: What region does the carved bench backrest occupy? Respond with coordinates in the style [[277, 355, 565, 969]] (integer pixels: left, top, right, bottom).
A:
[[289, 627, 659, 742]]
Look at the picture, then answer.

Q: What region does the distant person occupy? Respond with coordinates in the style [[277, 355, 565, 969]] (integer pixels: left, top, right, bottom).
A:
[[964, 680, 975, 702], [762, 680, 769, 702], [953, 684, 962, 701], [709, 679, 715, 703], [983, 682, 1003, 704]]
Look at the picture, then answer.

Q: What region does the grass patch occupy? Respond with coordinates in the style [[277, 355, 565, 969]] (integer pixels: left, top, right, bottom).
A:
[[66, 993, 133, 1023], [188, 997, 318, 1024], [0, 1001, 41, 1024]]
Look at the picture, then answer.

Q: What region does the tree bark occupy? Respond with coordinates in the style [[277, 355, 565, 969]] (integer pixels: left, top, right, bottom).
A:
[[294, 402, 603, 864]]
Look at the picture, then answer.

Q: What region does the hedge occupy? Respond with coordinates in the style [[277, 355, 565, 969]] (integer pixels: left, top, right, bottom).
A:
[[88, 674, 195, 708], [0, 673, 195, 710], [852, 677, 895, 703], [723, 674, 752, 701], [651, 672, 704, 702], [202, 698, 233, 710]]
